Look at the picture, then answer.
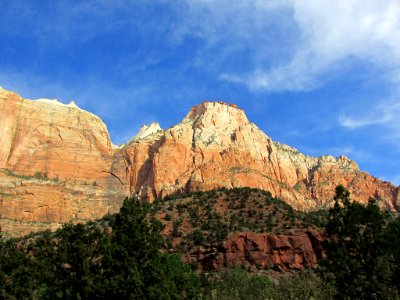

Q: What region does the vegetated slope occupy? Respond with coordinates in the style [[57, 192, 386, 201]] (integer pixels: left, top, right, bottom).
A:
[[0, 197, 200, 299], [2, 186, 399, 299], [1, 86, 398, 238], [151, 187, 327, 270], [0, 191, 336, 299]]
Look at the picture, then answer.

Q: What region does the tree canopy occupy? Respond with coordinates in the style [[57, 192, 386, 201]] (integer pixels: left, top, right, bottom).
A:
[[321, 185, 400, 299], [0, 197, 200, 299]]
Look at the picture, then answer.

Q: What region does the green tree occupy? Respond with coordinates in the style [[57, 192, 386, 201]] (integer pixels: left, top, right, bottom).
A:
[[92, 197, 199, 299], [321, 185, 400, 299], [208, 268, 275, 300], [0, 197, 200, 299]]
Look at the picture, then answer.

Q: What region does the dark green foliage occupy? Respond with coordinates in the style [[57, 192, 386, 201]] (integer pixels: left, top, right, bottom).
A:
[[172, 218, 183, 237], [5, 169, 57, 182], [191, 229, 205, 246], [208, 219, 228, 243], [0, 198, 200, 299], [188, 206, 200, 227], [320, 185, 400, 299], [273, 269, 336, 300], [157, 187, 325, 253], [205, 268, 335, 300], [299, 208, 329, 227], [206, 268, 275, 300], [10, 186, 399, 299]]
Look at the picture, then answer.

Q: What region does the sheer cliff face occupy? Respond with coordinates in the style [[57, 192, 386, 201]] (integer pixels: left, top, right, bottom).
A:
[[0, 87, 115, 181], [0, 88, 126, 237], [0, 89, 398, 236]]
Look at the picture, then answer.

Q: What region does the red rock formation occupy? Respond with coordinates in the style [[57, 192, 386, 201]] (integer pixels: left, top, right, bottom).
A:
[[0, 88, 126, 237], [185, 229, 324, 271], [120, 101, 399, 211], [1, 88, 111, 179], [0, 87, 398, 237]]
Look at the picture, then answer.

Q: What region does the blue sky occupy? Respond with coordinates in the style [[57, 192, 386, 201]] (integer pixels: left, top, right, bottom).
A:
[[1, 0, 399, 185]]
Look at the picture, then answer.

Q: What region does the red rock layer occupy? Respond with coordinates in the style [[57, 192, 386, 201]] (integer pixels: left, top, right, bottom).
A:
[[185, 229, 324, 271]]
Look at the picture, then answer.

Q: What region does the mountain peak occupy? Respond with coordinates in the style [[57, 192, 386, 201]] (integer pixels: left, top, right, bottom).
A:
[[184, 101, 249, 129], [131, 122, 162, 141]]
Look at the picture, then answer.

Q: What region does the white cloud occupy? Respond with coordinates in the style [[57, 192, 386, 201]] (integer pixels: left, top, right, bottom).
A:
[[338, 97, 400, 150], [338, 112, 392, 129], [4, 0, 400, 91], [177, 0, 400, 149], [186, 0, 400, 91]]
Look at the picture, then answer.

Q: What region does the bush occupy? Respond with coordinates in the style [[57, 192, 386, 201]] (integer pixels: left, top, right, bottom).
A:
[[275, 269, 336, 300], [207, 268, 274, 300]]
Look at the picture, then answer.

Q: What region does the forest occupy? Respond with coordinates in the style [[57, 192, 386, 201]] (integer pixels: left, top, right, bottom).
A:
[[1, 186, 400, 299]]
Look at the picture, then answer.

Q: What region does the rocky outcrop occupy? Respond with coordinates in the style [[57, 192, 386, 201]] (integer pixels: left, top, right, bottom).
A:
[[185, 229, 324, 271], [0, 88, 398, 237]]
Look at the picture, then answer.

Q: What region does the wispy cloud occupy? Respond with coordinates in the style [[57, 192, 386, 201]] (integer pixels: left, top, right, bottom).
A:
[[174, 0, 400, 151], [337, 97, 400, 155], [3, 0, 399, 91], [338, 110, 393, 129], [181, 0, 400, 91]]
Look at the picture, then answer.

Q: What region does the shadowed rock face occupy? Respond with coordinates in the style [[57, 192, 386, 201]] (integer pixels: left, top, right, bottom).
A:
[[184, 229, 325, 271], [0, 89, 398, 237]]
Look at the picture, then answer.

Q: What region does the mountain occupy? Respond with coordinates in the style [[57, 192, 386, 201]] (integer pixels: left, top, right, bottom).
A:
[[0, 87, 126, 236], [0, 87, 398, 236]]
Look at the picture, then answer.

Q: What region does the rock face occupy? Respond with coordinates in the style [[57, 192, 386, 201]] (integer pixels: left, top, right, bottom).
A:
[[0, 88, 126, 237], [130, 122, 162, 141], [0, 171, 122, 237], [0, 87, 116, 182], [119, 101, 399, 211], [0, 88, 399, 237], [186, 229, 324, 271]]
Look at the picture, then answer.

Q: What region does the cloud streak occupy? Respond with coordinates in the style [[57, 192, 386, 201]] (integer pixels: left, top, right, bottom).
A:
[[178, 0, 400, 91], [339, 111, 392, 129]]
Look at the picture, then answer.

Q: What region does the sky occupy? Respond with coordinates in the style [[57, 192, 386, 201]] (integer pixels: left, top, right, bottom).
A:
[[0, 0, 399, 185]]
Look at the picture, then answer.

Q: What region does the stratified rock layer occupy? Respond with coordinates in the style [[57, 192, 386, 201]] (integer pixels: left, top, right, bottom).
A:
[[0, 88, 399, 237], [0, 88, 126, 237]]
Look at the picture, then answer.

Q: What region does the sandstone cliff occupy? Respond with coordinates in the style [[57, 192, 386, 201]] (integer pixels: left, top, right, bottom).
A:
[[0, 88, 126, 237], [0, 88, 398, 237], [119, 101, 399, 211]]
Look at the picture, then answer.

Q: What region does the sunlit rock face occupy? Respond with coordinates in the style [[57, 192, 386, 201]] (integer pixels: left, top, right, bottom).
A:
[[120, 101, 399, 211], [0, 88, 126, 237], [0, 88, 398, 237]]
